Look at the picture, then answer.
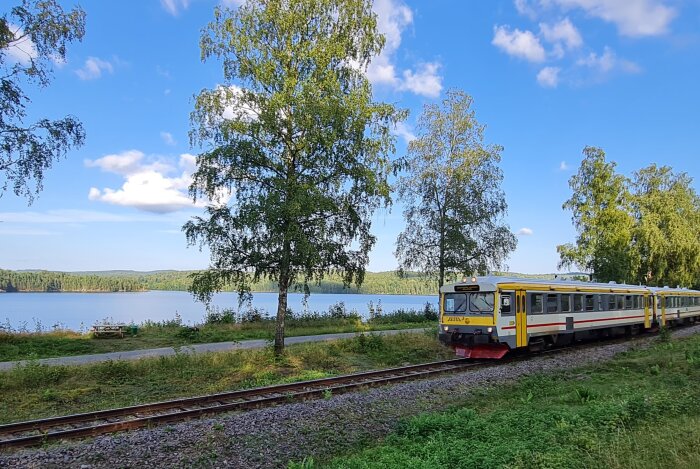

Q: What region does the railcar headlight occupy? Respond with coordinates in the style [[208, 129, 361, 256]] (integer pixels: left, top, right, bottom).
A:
[[443, 326, 449, 331], [487, 327, 493, 333]]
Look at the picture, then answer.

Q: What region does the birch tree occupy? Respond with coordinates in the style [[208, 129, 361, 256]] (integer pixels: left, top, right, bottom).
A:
[[1, 0, 86, 202], [186, 0, 405, 354], [394, 90, 516, 288]]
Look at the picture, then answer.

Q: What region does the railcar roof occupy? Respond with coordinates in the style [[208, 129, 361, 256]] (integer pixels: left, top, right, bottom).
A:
[[442, 276, 698, 293]]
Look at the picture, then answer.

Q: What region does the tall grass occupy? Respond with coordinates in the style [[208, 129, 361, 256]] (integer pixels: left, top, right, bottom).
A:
[[0, 331, 452, 424], [306, 333, 700, 468]]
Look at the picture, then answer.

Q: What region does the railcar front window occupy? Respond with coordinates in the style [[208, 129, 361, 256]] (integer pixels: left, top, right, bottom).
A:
[[444, 293, 467, 313], [469, 293, 495, 313]]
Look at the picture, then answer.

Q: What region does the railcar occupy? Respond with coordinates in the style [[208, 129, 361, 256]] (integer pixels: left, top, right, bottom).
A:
[[439, 276, 700, 359]]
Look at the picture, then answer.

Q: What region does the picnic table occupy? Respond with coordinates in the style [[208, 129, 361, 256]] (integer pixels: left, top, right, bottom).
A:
[[91, 324, 127, 338]]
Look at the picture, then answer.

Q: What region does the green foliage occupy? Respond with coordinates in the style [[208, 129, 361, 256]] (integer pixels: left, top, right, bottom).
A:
[[0, 331, 453, 424], [0, 269, 144, 292], [347, 333, 385, 354], [185, 0, 407, 354], [631, 164, 700, 288], [559, 147, 700, 287], [0, 0, 86, 202], [558, 146, 638, 283], [204, 309, 236, 324], [0, 306, 436, 361], [394, 90, 516, 288], [320, 334, 700, 468]]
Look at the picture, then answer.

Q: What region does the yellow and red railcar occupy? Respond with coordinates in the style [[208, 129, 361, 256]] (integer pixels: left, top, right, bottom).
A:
[[439, 276, 700, 359]]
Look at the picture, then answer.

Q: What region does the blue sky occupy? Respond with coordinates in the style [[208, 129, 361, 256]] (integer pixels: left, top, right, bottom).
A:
[[1, 0, 699, 274]]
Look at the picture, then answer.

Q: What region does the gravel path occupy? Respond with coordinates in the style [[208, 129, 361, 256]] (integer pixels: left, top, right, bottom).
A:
[[0, 328, 429, 371], [2, 325, 699, 469]]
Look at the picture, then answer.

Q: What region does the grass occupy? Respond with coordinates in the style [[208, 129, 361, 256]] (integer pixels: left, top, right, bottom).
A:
[[0, 330, 451, 424], [0, 306, 437, 362], [291, 332, 700, 468]]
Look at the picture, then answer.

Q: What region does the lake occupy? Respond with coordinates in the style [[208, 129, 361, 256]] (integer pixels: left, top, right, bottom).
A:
[[0, 291, 438, 332]]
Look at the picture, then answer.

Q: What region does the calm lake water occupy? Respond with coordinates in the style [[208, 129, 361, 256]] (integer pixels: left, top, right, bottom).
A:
[[0, 291, 438, 332]]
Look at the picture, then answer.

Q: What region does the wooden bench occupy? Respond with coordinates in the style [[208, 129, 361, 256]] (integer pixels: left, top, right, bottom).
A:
[[91, 324, 127, 338]]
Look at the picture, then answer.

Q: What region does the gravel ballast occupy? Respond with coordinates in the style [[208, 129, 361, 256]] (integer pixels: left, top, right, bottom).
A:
[[2, 325, 700, 469]]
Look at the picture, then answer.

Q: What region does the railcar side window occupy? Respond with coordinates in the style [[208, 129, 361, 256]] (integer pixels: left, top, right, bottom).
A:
[[469, 293, 495, 313], [546, 294, 558, 313], [530, 293, 543, 314], [597, 295, 605, 311], [561, 295, 571, 312], [573, 294, 583, 312], [616, 295, 625, 310], [500, 294, 512, 314], [444, 293, 467, 313], [625, 295, 633, 309], [608, 295, 616, 310], [585, 295, 595, 311]]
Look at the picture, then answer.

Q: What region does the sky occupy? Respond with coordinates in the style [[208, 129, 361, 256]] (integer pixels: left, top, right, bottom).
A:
[[1, 0, 699, 274]]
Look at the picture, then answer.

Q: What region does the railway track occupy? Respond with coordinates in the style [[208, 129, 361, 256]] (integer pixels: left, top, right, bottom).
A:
[[1, 326, 680, 451], [0, 357, 491, 450]]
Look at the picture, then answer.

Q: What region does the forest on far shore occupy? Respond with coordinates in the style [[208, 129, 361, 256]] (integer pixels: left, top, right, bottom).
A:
[[0, 269, 562, 296]]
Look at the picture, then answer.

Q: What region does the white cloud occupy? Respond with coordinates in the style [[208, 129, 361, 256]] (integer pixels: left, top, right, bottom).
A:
[[577, 46, 640, 74], [75, 57, 114, 80], [399, 63, 443, 98], [516, 227, 534, 236], [86, 151, 205, 213], [559, 161, 569, 170], [393, 122, 416, 144], [492, 25, 546, 63], [362, 0, 443, 97], [544, 0, 675, 37], [3, 24, 38, 65], [160, 131, 176, 146], [537, 66, 560, 87], [515, 0, 539, 19], [540, 18, 582, 51], [85, 150, 146, 175], [161, 0, 190, 16], [369, 0, 413, 87]]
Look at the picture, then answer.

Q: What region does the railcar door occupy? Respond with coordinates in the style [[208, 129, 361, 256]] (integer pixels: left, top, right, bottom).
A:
[[659, 295, 666, 326], [515, 290, 527, 347], [644, 294, 651, 329]]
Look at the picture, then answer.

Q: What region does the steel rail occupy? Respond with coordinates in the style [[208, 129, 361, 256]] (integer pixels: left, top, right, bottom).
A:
[[2, 325, 684, 451], [0, 357, 488, 450]]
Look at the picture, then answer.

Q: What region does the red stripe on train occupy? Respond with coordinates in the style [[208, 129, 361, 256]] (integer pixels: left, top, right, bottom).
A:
[[501, 314, 646, 331]]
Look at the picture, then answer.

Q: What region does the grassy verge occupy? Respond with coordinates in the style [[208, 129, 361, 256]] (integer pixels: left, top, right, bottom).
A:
[[0, 330, 450, 424], [0, 307, 437, 361], [298, 333, 700, 468]]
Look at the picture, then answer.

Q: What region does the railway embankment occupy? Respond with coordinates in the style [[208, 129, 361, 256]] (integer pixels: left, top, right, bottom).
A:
[[1, 326, 699, 468]]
